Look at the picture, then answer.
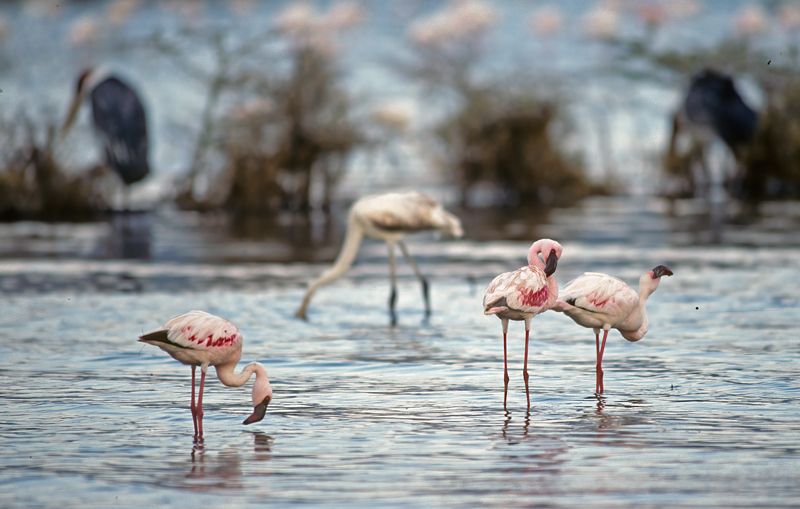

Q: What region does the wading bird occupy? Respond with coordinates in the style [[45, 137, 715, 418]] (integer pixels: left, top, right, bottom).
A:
[[667, 69, 757, 198], [483, 239, 562, 408], [139, 311, 272, 436], [295, 192, 463, 324], [551, 265, 673, 394], [60, 68, 150, 207]]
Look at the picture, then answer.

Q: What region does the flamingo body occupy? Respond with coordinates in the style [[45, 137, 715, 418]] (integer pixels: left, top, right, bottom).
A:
[[483, 239, 562, 408], [295, 191, 462, 323], [139, 311, 272, 435], [552, 265, 673, 393], [553, 273, 641, 335], [483, 265, 555, 321]]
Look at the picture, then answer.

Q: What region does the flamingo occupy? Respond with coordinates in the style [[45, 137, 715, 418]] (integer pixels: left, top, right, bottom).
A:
[[295, 192, 463, 324], [139, 311, 272, 436], [551, 265, 674, 394], [483, 239, 562, 408]]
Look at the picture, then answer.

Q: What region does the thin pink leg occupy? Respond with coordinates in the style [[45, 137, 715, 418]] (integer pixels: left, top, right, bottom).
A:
[[594, 332, 600, 394], [596, 330, 609, 394], [190, 366, 198, 436], [523, 328, 531, 409], [503, 331, 509, 409], [196, 370, 206, 436]]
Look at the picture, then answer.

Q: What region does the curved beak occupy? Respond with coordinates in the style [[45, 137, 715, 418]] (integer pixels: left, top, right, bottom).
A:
[[243, 395, 271, 425], [544, 248, 558, 277], [59, 93, 82, 142], [652, 265, 673, 278]]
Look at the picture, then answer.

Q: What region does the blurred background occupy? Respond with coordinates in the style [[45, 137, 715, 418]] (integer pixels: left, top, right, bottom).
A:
[[1, 0, 800, 263], [4, 3, 800, 507]]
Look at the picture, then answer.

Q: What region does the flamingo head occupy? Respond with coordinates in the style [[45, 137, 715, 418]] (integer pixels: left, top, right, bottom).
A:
[[527, 239, 563, 277], [639, 264, 673, 297], [243, 365, 273, 425], [243, 394, 271, 425], [651, 265, 673, 279]]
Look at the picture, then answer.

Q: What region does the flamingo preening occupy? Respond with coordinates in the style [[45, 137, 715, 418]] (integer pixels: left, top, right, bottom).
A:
[[551, 265, 673, 394], [295, 192, 463, 324], [139, 311, 272, 436], [483, 239, 562, 409]]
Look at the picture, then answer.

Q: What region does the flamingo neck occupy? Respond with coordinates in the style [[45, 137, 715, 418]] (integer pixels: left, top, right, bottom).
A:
[[297, 213, 364, 315], [216, 361, 272, 405], [528, 256, 545, 271], [545, 275, 559, 310], [620, 285, 651, 342]]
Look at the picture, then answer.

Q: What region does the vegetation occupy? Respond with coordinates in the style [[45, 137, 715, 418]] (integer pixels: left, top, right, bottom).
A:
[[404, 0, 590, 207], [0, 115, 107, 221]]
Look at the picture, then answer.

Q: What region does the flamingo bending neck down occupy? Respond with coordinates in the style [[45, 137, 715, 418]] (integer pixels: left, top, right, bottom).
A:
[[139, 311, 272, 436], [295, 192, 463, 325], [483, 239, 563, 409], [551, 265, 673, 394]]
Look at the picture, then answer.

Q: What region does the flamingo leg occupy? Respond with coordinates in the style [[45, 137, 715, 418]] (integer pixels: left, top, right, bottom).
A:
[[398, 241, 430, 317], [191, 365, 198, 436], [388, 241, 397, 326], [596, 330, 609, 394], [502, 319, 509, 409], [196, 369, 206, 436], [523, 326, 531, 409]]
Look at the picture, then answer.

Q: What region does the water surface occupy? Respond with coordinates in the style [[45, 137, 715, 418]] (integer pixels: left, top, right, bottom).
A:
[[2, 197, 799, 508]]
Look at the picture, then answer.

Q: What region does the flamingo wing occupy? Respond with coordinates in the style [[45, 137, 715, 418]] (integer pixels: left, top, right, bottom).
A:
[[140, 310, 242, 351], [484, 266, 550, 315], [559, 273, 638, 319]]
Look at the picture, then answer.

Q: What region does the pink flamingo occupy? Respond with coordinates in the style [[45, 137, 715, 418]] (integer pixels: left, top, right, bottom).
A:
[[483, 239, 563, 408], [551, 265, 673, 394], [295, 192, 463, 324], [139, 311, 273, 436]]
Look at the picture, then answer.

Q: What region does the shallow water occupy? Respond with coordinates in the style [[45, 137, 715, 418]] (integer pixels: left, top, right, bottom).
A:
[[2, 197, 800, 508]]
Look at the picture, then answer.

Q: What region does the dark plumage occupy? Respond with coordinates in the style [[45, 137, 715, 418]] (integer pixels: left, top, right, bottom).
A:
[[90, 77, 150, 185], [684, 69, 758, 149]]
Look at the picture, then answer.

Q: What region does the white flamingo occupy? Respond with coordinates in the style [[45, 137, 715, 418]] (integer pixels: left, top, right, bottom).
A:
[[139, 311, 273, 436], [295, 192, 463, 324], [483, 239, 563, 408], [551, 265, 673, 394]]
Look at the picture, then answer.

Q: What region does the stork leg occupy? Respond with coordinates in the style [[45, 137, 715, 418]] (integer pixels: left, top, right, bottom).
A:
[[190, 366, 198, 436], [502, 319, 509, 409], [388, 241, 397, 326], [196, 369, 207, 436], [596, 329, 609, 394], [398, 241, 430, 318], [523, 317, 532, 409]]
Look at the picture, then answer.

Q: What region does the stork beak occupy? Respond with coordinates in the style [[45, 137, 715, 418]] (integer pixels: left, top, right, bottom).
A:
[[243, 395, 271, 425], [544, 248, 558, 277], [59, 93, 82, 142], [652, 265, 673, 278]]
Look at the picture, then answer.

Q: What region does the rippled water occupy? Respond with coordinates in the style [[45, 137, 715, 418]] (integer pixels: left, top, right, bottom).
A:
[[2, 197, 800, 508]]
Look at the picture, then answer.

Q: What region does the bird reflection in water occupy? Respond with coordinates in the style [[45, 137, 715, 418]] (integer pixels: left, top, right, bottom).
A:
[[187, 433, 274, 484], [502, 409, 531, 444], [106, 211, 151, 260]]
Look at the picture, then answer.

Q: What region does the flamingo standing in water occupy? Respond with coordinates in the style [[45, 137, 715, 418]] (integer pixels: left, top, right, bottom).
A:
[[483, 239, 562, 408], [139, 311, 273, 436], [551, 265, 673, 394], [295, 192, 463, 324]]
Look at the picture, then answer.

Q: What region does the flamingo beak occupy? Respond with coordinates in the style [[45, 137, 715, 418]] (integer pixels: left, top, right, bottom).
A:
[[652, 265, 673, 278], [243, 395, 271, 425], [544, 249, 558, 277]]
